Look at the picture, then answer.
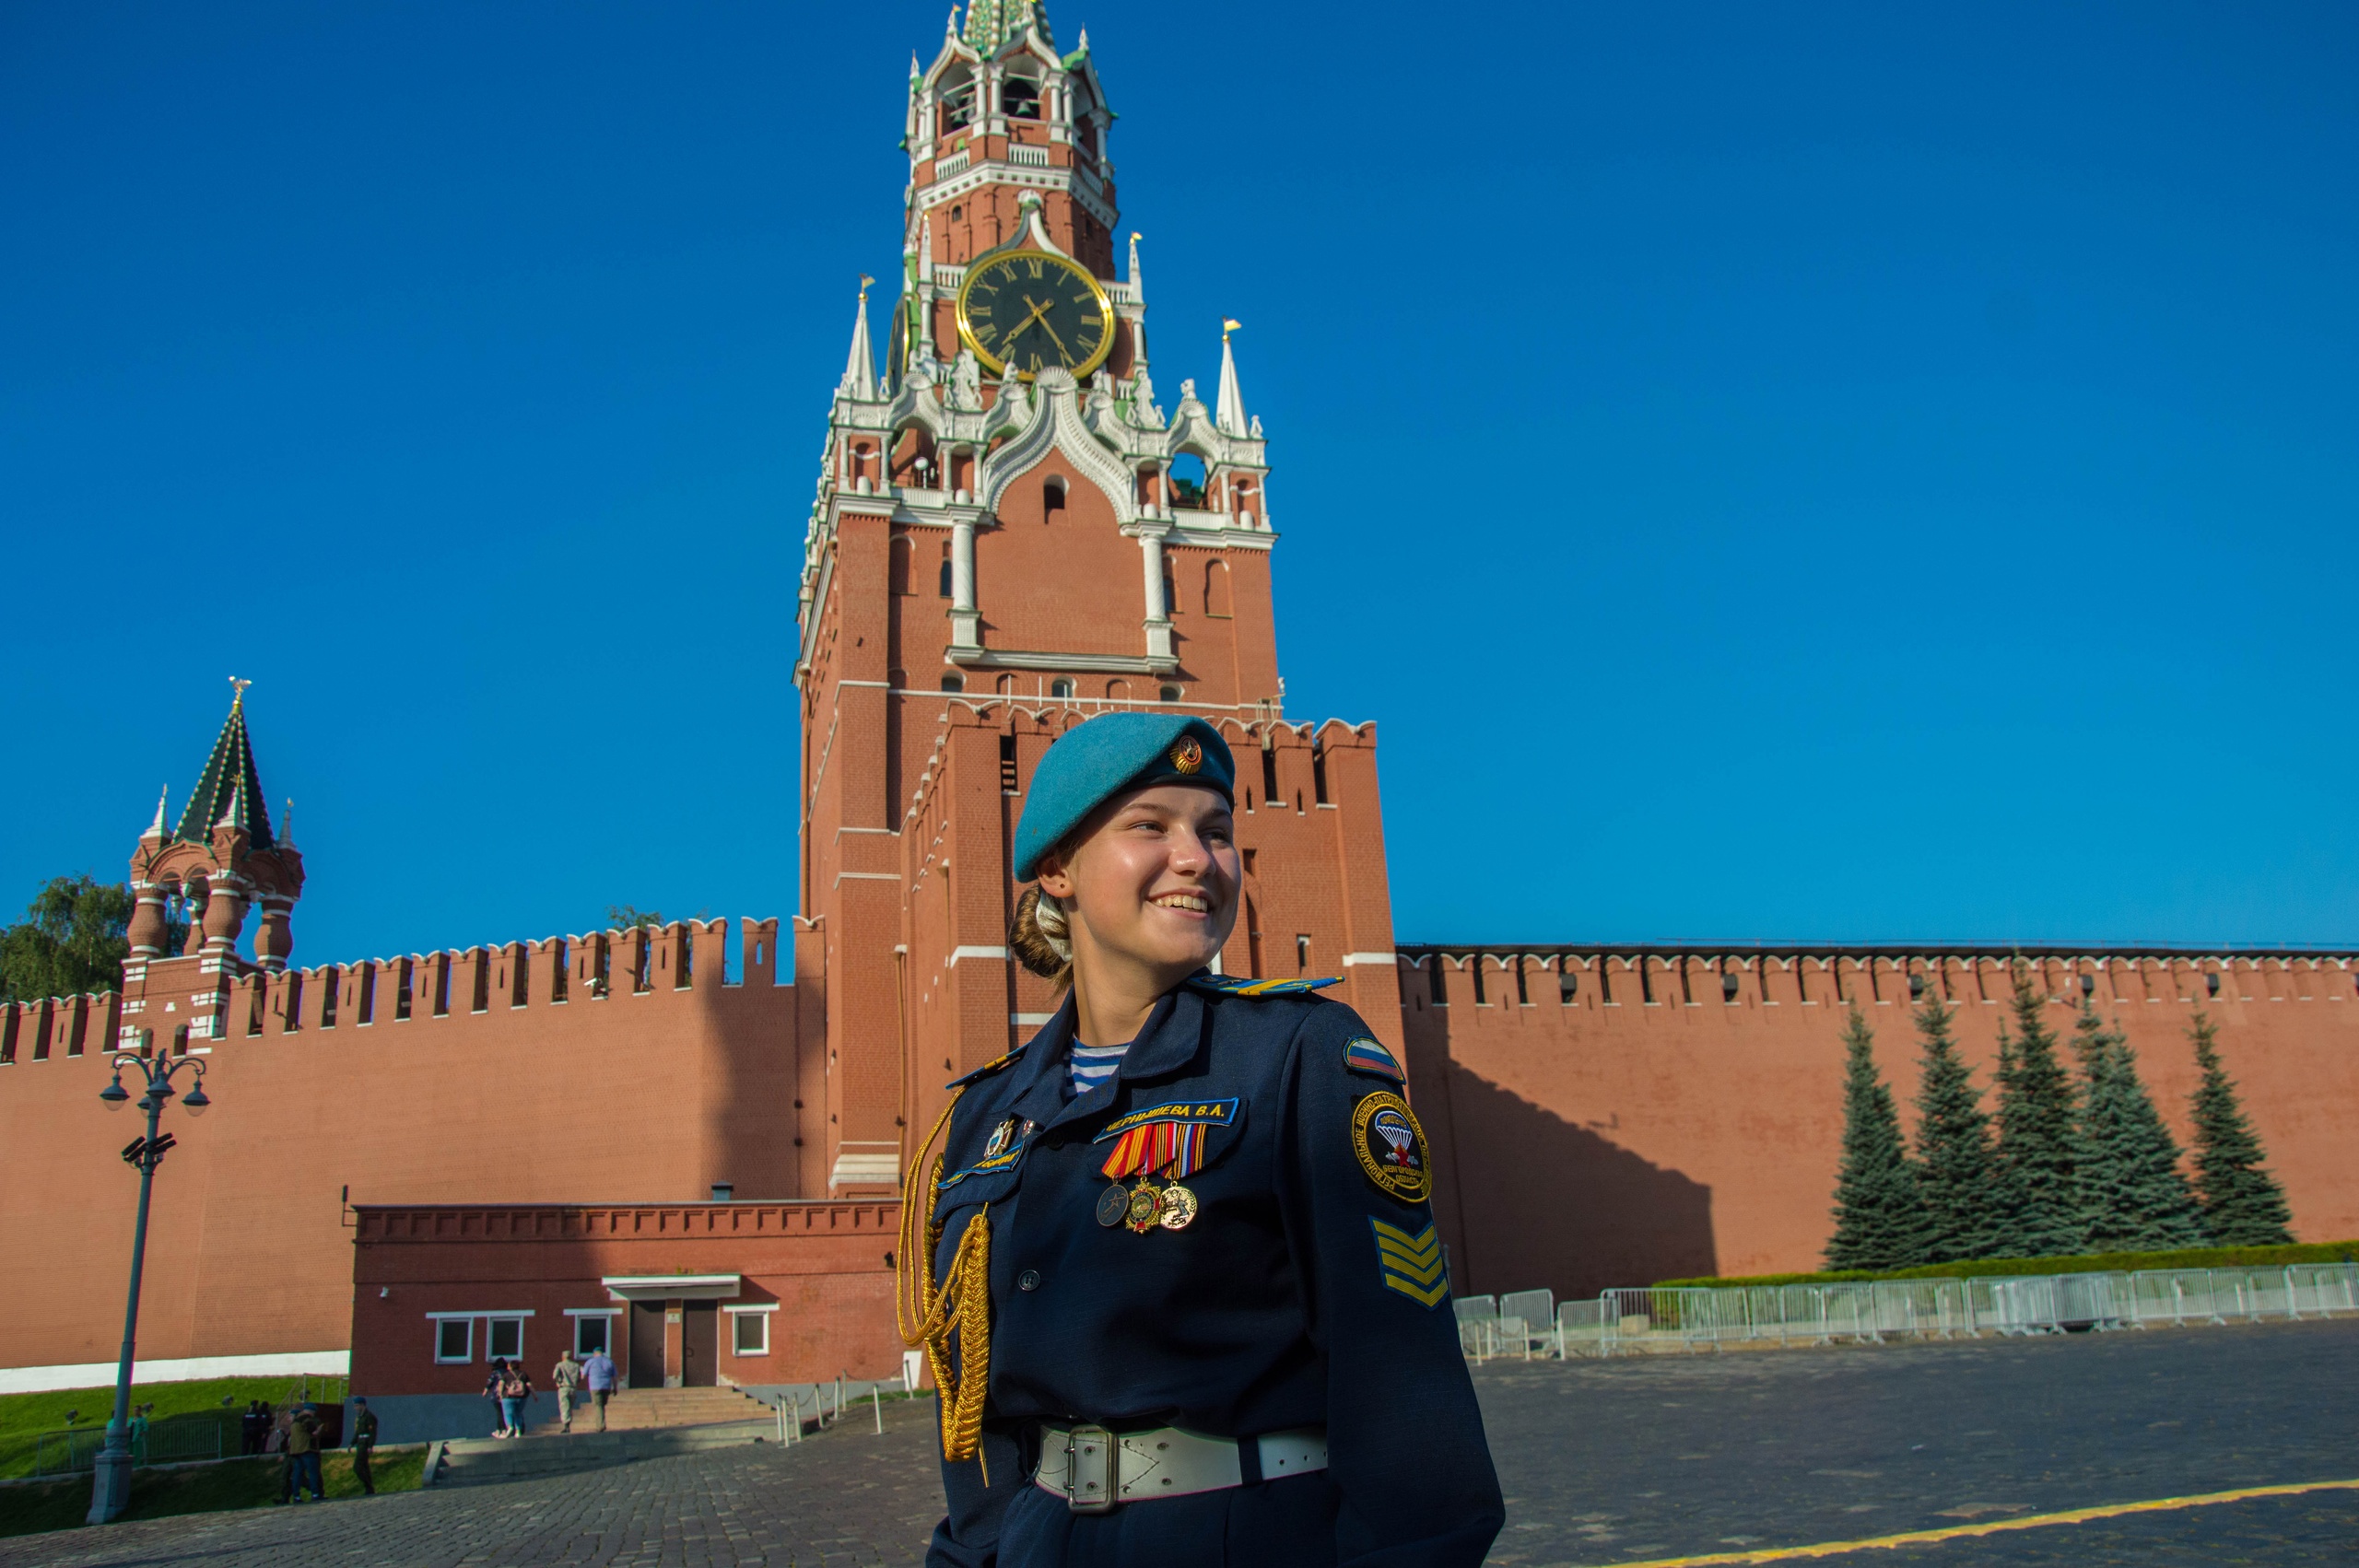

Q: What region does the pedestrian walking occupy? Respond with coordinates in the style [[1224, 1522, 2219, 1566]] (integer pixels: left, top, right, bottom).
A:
[[276, 1403, 324, 1503], [551, 1349, 584, 1433], [902, 715, 1503, 1567], [498, 1360, 533, 1439], [581, 1343, 617, 1432], [482, 1359, 513, 1437], [347, 1396, 379, 1495]]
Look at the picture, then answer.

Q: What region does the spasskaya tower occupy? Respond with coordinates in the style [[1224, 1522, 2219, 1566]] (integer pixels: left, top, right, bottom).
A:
[[792, 1, 1407, 1199]]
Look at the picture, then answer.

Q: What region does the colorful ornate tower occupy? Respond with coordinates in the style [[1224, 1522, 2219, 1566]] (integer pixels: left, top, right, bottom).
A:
[[792, 4, 1406, 1199], [120, 682, 305, 1052]]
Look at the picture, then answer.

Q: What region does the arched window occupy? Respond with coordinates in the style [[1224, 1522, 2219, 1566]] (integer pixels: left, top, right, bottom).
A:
[[1050, 678, 1075, 699], [1043, 477, 1065, 522], [940, 71, 977, 133], [1158, 684, 1182, 703], [1002, 74, 1041, 120], [1106, 679, 1131, 701], [994, 673, 1015, 696], [1168, 451, 1207, 509], [889, 536, 913, 596], [941, 673, 965, 693], [1203, 559, 1232, 618], [938, 543, 954, 599]]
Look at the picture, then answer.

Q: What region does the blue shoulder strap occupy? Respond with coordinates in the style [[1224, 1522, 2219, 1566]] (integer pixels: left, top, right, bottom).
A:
[[945, 1044, 1027, 1090], [1183, 973, 1343, 999]]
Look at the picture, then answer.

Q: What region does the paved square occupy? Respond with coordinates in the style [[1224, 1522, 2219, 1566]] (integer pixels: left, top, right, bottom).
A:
[[5, 1319, 2353, 1566]]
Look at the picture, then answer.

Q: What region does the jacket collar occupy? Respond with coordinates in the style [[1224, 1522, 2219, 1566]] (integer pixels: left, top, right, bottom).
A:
[[1007, 977, 1213, 1137]]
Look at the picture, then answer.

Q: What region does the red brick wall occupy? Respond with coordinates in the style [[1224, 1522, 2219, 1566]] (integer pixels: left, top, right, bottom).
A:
[[1402, 949, 2359, 1300], [348, 1202, 905, 1395], [0, 919, 798, 1372]]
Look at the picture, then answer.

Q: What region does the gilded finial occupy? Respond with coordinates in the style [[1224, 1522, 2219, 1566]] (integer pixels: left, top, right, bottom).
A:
[[1222, 318, 1241, 342], [229, 675, 251, 708], [860, 274, 874, 302]]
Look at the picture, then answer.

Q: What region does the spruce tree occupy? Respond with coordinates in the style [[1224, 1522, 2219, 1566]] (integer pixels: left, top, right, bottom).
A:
[[1989, 969, 2086, 1258], [1825, 1005, 1926, 1270], [2075, 1005, 2206, 1252], [1909, 993, 1999, 1263], [2186, 1010, 2294, 1246]]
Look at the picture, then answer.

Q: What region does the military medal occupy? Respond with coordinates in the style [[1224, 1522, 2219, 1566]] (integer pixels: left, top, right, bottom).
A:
[[1156, 1182, 1199, 1230], [1124, 1176, 1164, 1232], [1095, 1104, 1225, 1235]]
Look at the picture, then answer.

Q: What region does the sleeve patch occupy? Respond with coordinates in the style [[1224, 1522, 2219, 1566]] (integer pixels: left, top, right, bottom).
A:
[[1352, 1091, 1433, 1204], [1370, 1216, 1449, 1308], [1343, 1036, 1404, 1084]]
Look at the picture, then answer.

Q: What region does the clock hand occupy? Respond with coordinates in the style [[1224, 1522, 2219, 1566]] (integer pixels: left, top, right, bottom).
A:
[[1033, 310, 1072, 359], [1009, 298, 1053, 340]]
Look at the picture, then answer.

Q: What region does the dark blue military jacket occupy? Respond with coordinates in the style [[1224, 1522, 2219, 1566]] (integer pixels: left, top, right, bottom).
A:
[[924, 977, 1504, 1568]]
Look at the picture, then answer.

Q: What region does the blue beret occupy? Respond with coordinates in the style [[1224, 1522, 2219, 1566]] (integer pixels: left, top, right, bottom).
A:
[[1013, 714, 1235, 881]]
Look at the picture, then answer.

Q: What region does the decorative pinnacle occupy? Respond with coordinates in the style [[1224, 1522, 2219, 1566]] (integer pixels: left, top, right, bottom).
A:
[[1223, 317, 1241, 342], [229, 675, 251, 708], [146, 786, 169, 838], [860, 273, 874, 302]]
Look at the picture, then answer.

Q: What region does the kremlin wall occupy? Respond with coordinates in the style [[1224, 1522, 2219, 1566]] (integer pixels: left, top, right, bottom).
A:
[[4, 2, 2355, 1432]]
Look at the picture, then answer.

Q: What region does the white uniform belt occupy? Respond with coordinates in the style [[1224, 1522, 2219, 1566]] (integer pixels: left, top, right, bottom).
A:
[[1035, 1424, 1328, 1513]]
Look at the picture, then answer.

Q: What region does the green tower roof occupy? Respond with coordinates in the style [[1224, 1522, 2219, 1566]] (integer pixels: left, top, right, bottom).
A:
[[174, 682, 274, 849], [963, 0, 1051, 53]]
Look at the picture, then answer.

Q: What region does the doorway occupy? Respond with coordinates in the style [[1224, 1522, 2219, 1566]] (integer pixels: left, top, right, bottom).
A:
[[628, 1302, 665, 1389], [681, 1301, 718, 1387]]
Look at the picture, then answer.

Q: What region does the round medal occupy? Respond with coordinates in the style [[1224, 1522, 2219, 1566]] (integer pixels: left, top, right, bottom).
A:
[[1124, 1178, 1163, 1233], [1156, 1182, 1199, 1230], [1095, 1183, 1130, 1228]]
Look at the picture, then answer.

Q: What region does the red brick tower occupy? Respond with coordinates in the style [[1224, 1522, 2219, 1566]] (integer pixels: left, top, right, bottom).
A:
[[794, 3, 1407, 1199], [120, 680, 306, 1053]]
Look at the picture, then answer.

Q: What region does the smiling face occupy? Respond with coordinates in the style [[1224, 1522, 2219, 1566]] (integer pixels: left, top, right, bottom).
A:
[[1035, 782, 1241, 985]]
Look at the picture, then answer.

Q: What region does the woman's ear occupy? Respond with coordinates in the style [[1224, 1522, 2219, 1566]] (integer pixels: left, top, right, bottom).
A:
[[1036, 850, 1074, 901]]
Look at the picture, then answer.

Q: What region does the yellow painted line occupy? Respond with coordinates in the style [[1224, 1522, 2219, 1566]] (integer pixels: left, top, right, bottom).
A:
[[1593, 1477, 2359, 1566]]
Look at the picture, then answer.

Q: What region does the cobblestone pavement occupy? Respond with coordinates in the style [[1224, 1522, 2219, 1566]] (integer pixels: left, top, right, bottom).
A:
[[5, 1319, 2353, 1566]]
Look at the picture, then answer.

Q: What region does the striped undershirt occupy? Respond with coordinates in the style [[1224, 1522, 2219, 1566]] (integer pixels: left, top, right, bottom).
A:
[[1066, 1040, 1132, 1100]]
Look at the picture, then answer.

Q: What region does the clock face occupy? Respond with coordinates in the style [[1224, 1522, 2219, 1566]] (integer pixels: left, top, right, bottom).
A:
[[957, 251, 1115, 380]]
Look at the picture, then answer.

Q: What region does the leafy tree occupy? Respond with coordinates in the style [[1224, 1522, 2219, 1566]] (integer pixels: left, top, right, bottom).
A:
[[1909, 993, 2000, 1263], [2074, 1003, 2206, 1251], [605, 905, 664, 931], [1988, 968, 2086, 1258], [0, 875, 137, 1002], [2185, 1010, 2294, 1246], [1825, 1006, 1927, 1270]]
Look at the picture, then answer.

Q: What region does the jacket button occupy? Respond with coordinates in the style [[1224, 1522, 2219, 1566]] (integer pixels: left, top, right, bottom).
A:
[[1018, 1270, 1042, 1292]]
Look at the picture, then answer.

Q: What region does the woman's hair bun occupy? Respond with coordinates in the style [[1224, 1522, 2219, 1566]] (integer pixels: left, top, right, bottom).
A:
[[1009, 884, 1074, 987]]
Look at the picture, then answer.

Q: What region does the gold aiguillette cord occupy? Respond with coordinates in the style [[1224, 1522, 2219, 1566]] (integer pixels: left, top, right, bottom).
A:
[[898, 1094, 992, 1480]]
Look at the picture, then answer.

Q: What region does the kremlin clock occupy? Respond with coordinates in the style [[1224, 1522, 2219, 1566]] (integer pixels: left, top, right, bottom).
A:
[[956, 250, 1115, 380]]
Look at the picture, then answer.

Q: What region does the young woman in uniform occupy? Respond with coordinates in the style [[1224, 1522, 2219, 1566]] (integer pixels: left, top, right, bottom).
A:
[[901, 714, 1502, 1568]]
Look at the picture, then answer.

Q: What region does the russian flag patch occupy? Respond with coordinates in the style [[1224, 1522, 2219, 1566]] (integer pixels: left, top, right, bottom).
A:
[[1343, 1036, 1404, 1084]]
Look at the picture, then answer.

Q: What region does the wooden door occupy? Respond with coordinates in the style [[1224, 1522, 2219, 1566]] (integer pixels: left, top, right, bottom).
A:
[[627, 1302, 665, 1389], [681, 1301, 718, 1387]]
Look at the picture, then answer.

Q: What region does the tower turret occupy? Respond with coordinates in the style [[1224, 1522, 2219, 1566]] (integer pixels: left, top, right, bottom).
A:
[[128, 681, 306, 977]]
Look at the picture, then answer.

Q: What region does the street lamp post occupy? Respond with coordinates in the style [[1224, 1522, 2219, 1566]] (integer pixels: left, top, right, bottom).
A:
[[87, 1049, 211, 1526]]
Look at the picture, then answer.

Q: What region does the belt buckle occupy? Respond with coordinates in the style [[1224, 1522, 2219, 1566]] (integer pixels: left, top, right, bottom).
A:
[[1063, 1423, 1117, 1513]]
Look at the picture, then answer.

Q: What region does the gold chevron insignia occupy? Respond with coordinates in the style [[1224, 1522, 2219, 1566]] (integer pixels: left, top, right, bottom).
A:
[[1369, 1216, 1448, 1308]]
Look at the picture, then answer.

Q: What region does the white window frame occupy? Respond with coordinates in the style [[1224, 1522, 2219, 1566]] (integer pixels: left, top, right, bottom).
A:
[[487, 1315, 527, 1363], [724, 1302, 779, 1357], [425, 1309, 535, 1363], [567, 1307, 621, 1359], [433, 1317, 473, 1364]]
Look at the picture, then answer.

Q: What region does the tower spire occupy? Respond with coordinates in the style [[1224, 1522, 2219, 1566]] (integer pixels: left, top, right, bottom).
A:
[[963, 0, 1050, 53], [144, 786, 169, 842], [1215, 320, 1249, 438], [174, 681, 274, 848], [841, 277, 879, 401]]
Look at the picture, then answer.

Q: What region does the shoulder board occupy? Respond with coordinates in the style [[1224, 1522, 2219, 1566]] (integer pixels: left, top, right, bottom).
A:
[[945, 1045, 1027, 1091], [1184, 974, 1344, 999]]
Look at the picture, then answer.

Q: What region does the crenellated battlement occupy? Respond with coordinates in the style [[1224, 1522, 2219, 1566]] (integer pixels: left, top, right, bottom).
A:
[[0, 917, 788, 1076], [1396, 944, 2359, 1013]]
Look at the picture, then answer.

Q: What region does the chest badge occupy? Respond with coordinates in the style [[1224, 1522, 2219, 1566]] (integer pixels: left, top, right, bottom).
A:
[[1352, 1092, 1432, 1204], [1095, 1112, 1220, 1233], [983, 1117, 1020, 1161]]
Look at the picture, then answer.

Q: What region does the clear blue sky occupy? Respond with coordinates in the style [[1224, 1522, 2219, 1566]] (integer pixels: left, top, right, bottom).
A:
[[5, 2, 2354, 963]]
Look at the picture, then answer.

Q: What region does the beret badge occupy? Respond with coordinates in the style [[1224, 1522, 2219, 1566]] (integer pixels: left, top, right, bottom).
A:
[[1169, 738, 1203, 775]]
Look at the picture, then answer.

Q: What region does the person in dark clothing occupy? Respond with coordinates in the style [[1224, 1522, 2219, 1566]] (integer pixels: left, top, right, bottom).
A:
[[241, 1401, 264, 1457], [347, 1397, 380, 1494], [276, 1404, 323, 1503], [904, 716, 1503, 1568]]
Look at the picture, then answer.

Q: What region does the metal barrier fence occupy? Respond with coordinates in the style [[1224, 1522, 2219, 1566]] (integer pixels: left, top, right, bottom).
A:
[[1480, 1264, 2359, 1361], [32, 1418, 226, 1476]]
